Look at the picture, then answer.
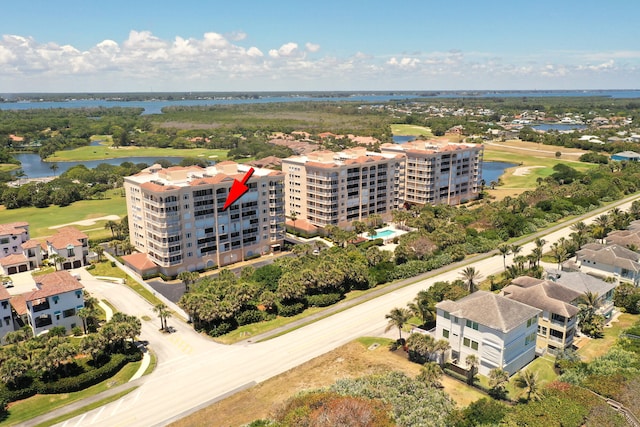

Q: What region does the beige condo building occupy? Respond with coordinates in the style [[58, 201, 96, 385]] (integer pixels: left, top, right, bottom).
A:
[[123, 162, 285, 277], [380, 140, 483, 206], [281, 148, 405, 230]]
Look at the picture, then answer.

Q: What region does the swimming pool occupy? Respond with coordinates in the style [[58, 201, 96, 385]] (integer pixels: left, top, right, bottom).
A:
[[368, 229, 396, 240]]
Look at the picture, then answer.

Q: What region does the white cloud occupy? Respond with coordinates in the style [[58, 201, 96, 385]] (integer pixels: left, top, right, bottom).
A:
[[305, 42, 320, 53], [0, 30, 638, 91]]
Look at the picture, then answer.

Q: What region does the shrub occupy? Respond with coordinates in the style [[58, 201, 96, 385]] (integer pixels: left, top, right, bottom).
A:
[[245, 253, 261, 261], [110, 261, 116, 267], [236, 309, 267, 326], [72, 326, 83, 336], [277, 301, 305, 317], [306, 293, 342, 307], [85, 264, 96, 271], [207, 321, 236, 337]]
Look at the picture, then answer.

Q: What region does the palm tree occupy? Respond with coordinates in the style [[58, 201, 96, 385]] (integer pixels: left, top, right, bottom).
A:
[[497, 244, 511, 271], [104, 220, 118, 237], [459, 266, 482, 293], [177, 271, 199, 293], [288, 211, 298, 231], [418, 362, 443, 388], [91, 244, 105, 262], [407, 290, 435, 326], [488, 367, 510, 399], [0, 356, 29, 386], [48, 254, 66, 271], [384, 307, 412, 341], [49, 163, 59, 176], [510, 244, 523, 258], [465, 354, 479, 385], [515, 370, 541, 401], [153, 303, 171, 331], [550, 241, 569, 271], [433, 339, 450, 367]]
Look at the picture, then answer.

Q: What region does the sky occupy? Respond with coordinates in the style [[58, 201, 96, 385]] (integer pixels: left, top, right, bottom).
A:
[[1, 0, 639, 93]]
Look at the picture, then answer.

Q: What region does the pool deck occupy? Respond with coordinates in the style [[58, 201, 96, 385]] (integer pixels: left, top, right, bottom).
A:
[[360, 225, 409, 248]]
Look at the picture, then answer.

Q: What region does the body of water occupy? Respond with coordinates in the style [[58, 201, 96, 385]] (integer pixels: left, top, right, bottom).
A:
[[482, 161, 517, 184], [14, 153, 185, 178], [1, 90, 638, 115], [392, 135, 416, 144], [532, 123, 587, 132]]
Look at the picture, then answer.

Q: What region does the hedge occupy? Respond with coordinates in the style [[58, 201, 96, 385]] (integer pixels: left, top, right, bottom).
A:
[[0, 351, 141, 403], [306, 293, 343, 307], [277, 301, 306, 317]]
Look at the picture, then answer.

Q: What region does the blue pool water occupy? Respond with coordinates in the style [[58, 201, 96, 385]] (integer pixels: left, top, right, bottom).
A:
[[369, 229, 396, 240]]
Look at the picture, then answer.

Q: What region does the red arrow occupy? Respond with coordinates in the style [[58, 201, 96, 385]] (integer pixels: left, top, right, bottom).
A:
[[223, 167, 255, 210]]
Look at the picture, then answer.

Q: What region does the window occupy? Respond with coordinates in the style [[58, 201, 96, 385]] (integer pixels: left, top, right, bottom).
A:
[[442, 329, 449, 338], [527, 316, 537, 328], [463, 337, 478, 350], [465, 319, 479, 330], [443, 311, 450, 320], [63, 308, 76, 318], [525, 332, 536, 345], [538, 326, 548, 335]]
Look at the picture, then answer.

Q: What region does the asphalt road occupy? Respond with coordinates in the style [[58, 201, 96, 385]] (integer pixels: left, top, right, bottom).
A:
[[48, 194, 640, 427]]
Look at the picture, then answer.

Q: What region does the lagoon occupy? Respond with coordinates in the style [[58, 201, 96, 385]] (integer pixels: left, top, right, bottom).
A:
[[14, 153, 185, 178], [482, 161, 517, 184], [532, 123, 587, 132]]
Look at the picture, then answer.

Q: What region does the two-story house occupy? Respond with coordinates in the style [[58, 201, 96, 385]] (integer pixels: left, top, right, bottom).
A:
[[0, 286, 13, 344], [0, 222, 44, 275], [572, 243, 640, 285], [435, 291, 541, 376], [502, 277, 582, 355], [546, 269, 617, 321], [24, 271, 84, 336], [46, 227, 89, 270]]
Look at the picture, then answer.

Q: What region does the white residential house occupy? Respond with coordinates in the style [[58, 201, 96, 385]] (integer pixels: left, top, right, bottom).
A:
[[24, 271, 84, 336], [435, 291, 541, 376], [46, 227, 89, 270], [573, 243, 640, 285], [0, 222, 45, 275], [0, 286, 13, 344]]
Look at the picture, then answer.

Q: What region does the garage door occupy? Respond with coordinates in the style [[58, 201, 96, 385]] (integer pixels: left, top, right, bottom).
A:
[[8, 267, 17, 275], [18, 265, 28, 272]]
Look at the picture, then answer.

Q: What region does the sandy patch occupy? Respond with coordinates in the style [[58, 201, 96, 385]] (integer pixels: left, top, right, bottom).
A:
[[50, 215, 121, 229], [512, 166, 544, 176]]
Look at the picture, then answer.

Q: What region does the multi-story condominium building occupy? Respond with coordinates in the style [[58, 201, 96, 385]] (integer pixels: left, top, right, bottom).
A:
[[0, 222, 44, 275], [282, 148, 404, 229], [502, 277, 582, 355], [123, 162, 285, 276], [0, 286, 13, 344], [380, 140, 483, 206], [435, 291, 540, 376], [23, 271, 85, 336], [46, 227, 90, 270]]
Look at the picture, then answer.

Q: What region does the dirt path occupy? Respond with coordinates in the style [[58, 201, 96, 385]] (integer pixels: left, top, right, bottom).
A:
[[49, 214, 121, 229]]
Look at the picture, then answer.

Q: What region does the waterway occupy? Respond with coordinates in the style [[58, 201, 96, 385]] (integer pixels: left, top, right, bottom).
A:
[[1, 90, 638, 115], [532, 123, 587, 132]]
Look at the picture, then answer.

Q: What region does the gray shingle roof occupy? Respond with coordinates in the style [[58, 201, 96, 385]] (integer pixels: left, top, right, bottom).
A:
[[502, 277, 581, 317], [546, 270, 616, 297], [436, 290, 540, 333], [577, 243, 640, 272]]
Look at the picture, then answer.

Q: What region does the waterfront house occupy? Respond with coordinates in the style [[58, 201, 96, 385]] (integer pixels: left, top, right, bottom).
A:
[[435, 291, 540, 376], [573, 243, 640, 285]]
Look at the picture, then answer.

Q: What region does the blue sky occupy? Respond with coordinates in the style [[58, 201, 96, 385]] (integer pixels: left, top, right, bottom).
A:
[[1, 0, 639, 92]]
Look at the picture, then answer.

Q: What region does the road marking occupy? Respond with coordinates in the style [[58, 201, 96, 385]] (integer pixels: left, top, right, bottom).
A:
[[90, 406, 106, 424], [132, 389, 143, 404], [110, 397, 124, 416], [71, 413, 87, 427]]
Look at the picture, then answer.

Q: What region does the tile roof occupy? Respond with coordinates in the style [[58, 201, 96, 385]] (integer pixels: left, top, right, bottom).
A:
[[0, 222, 29, 236], [21, 239, 42, 249], [436, 291, 540, 333], [46, 227, 88, 250], [0, 286, 10, 301], [502, 277, 581, 317], [10, 294, 27, 315], [0, 253, 28, 266], [26, 271, 83, 302], [122, 252, 158, 272]]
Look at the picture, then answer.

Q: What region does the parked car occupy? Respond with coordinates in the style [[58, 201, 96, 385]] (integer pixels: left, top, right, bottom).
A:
[[2, 279, 14, 288]]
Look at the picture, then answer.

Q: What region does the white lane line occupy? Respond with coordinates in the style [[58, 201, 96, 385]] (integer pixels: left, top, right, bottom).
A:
[[110, 397, 124, 416], [89, 406, 106, 424], [71, 413, 87, 427]]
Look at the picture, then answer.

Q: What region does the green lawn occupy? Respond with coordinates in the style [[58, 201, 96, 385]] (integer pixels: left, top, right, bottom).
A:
[[578, 312, 638, 362], [0, 361, 141, 426], [47, 146, 228, 162], [390, 124, 433, 137], [0, 189, 127, 239], [483, 150, 596, 189]]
